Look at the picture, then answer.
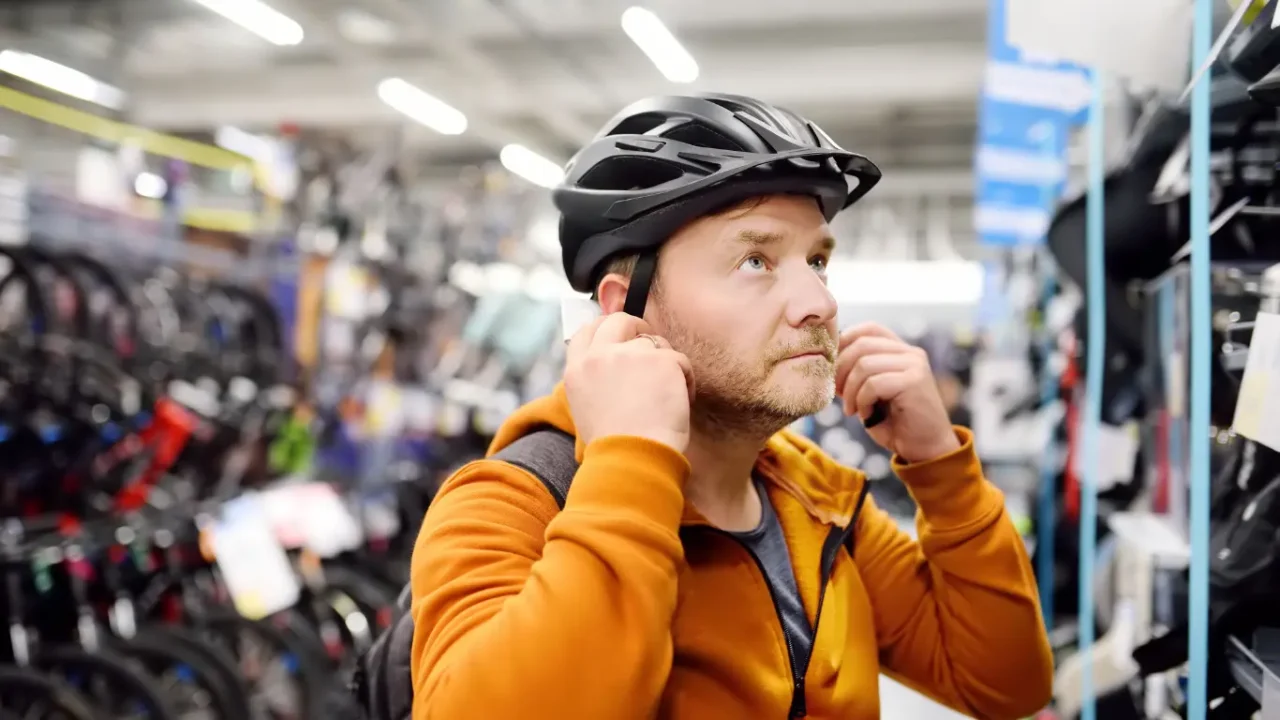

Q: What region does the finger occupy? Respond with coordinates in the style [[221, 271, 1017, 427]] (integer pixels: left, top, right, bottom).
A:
[[565, 313, 610, 367], [852, 371, 912, 419], [840, 353, 915, 414], [838, 322, 902, 351], [626, 333, 672, 350], [834, 336, 911, 395], [664, 349, 696, 400], [592, 312, 652, 346]]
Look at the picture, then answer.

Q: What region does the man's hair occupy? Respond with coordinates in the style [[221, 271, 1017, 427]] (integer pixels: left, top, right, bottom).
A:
[[589, 196, 773, 301], [592, 253, 645, 302]]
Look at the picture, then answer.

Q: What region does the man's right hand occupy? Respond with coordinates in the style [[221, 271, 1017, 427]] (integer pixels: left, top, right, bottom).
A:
[[564, 313, 694, 454]]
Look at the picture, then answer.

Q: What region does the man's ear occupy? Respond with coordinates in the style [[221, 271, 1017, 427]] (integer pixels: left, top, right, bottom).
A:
[[595, 273, 630, 315]]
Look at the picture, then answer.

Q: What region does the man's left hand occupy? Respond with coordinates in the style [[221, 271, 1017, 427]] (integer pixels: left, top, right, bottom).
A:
[[834, 323, 961, 464]]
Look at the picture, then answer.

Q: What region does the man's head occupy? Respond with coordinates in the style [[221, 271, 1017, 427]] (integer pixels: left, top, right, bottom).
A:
[[552, 93, 881, 435], [595, 194, 839, 438]]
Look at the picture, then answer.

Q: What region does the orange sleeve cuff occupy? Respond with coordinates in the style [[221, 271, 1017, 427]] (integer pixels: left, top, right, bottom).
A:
[[890, 427, 1002, 530], [567, 435, 690, 530]]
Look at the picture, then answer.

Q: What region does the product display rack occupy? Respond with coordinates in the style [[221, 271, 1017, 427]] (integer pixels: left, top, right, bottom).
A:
[[1226, 632, 1280, 705]]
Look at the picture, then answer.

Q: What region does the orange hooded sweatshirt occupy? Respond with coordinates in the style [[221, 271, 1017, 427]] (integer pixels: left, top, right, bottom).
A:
[[409, 386, 1053, 719]]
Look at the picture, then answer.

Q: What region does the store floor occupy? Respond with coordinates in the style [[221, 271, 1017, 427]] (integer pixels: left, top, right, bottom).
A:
[[879, 675, 970, 718]]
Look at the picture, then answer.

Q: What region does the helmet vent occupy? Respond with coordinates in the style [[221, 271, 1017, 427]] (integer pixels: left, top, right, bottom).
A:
[[611, 112, 671, 136], [578, 156, 685, 191], [662, 122, 744, 152]]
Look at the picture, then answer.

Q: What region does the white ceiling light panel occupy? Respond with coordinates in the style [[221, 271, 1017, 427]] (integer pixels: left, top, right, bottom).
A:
[[187, 0, 305, 46], [621, 7, 699, 84], [377, 79, 469, 136]]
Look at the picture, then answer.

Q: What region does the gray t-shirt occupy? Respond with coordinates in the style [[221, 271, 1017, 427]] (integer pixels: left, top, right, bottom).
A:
[[730, 476, 814, 677]]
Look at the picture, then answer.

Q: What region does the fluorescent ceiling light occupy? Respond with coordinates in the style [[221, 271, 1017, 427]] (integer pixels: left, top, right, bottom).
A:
[[499, 144, 564, 189], [377, 78, 468, 135], [0, 50, 124, 108], [188, 0, 304, 46], [620, 7, 698, 84]]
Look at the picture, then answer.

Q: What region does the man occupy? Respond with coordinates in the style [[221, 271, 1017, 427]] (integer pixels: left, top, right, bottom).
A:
[[409, 93, 1053, 719]]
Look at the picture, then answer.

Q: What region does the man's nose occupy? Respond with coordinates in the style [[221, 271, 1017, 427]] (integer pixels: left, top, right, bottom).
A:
[[780, 264, 838, 328]]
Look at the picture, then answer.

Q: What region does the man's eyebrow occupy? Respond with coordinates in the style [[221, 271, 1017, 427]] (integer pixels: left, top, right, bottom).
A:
[[733, 230, 786, 247], [731, 230, 837, 253]]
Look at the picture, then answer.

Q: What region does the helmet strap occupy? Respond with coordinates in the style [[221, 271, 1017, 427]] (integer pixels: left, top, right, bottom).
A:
[[622, 251, 658, 318]]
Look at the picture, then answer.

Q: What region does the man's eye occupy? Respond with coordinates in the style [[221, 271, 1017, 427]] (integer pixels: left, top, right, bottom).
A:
[[810, 256, 829, 272], [739, 256, 768, 272]]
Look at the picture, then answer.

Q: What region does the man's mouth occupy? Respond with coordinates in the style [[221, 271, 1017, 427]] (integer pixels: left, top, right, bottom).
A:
[[783, 348, 834, 362]]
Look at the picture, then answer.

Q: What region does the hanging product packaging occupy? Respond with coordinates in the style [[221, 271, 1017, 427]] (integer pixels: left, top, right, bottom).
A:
[[206, 493, 301, 620], [259, 482, 362, 559], [1232, 311, 1280, 452]]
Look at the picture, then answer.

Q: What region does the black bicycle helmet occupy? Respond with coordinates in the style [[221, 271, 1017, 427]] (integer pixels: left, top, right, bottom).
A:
[[553, 92, 882, 316]]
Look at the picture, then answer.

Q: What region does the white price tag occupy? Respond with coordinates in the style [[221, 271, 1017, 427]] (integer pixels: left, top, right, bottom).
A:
[[1071, 420, 1140, 492], [1233, 312, 1280, 452], [260, 483, 362, 558], [299, 483, 362, 558], [259, 485, 309, 550], [209, 493, 300, 620]]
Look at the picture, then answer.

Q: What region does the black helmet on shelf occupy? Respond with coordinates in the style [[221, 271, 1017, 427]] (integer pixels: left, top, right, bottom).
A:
[[552, 92, 883, 315]]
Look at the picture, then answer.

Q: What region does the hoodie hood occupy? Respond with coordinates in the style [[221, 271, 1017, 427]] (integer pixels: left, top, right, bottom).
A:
[[486, 384, 864, 527]]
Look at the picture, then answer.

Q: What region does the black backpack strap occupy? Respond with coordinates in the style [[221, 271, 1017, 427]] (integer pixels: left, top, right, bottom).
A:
[[348, 427, 579, 720], [489, 427, 579, 508]]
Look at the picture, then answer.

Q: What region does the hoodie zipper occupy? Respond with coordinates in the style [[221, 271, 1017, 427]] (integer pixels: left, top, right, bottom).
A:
[[691, 481, 870, 719]]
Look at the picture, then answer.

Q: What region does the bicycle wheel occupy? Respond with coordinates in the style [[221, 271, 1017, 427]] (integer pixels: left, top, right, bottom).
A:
[[321, 565, 401, 653], [324, 564, 399, 617], [0, 666, 96, 720], [111, 626, 250, 719], [135, 625, 251, 716], [195, 611, 328, 720], [35, 646, 178, 720]]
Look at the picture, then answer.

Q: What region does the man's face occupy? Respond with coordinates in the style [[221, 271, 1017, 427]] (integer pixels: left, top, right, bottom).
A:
[[649, 194, 839, 437]]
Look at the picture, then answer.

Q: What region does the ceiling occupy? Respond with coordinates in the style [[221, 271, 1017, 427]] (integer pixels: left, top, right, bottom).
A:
[[0, 0, 986, 247], [4, 0, 982, 174]]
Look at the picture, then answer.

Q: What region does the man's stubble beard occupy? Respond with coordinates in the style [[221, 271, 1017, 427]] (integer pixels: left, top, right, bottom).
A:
[[653, 300, 836, 441]]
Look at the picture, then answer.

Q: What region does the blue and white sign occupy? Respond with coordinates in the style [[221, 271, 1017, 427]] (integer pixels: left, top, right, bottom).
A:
[[975, 0, 1091, 247]]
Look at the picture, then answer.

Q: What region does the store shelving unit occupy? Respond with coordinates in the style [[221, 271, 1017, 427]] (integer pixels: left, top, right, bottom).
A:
[[1226, 631, 1280, 707]]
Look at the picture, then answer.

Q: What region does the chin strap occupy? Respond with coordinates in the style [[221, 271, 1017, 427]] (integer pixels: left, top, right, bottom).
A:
[[622, 251, 658, 318]]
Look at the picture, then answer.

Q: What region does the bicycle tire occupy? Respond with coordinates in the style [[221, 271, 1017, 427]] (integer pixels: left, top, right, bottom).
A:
[[0, 666, 97, 720], [111, 627, 250, 719], [196, 610, 329, 719], [34, 646, 178, 720], [135, 625, 251, 715], [322, 564, 401, 645], [270, 606, 338, 669], [324, 565, 399, 612]]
